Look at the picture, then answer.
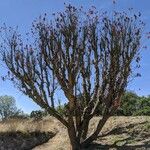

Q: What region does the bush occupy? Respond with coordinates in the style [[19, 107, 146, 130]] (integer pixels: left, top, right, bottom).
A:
[[56, 104, 67, 116], [134, 106, 150, 116], [116, 92, 139, 116], [30, 110, 48, 120]]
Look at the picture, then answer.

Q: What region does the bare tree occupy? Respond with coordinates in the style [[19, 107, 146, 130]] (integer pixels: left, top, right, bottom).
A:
[[1, 5, 144, 150]]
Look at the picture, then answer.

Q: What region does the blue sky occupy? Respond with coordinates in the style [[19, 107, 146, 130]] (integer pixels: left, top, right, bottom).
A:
[[0, 0, 150, 113]]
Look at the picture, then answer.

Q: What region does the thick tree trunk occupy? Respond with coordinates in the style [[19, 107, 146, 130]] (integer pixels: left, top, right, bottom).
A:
[[68, 127, 81, 150], [67, 106, 81, 150], [81, 118, 90, 140], [81, 115, 109, 148]]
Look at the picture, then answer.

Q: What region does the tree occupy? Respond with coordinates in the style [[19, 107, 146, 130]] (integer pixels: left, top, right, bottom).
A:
[[0, 95, 22, 120], [1, 5, 144, 149], [116, 91, 139, 116], [134, 96, 150, 115], [30, 110, 48, 120]]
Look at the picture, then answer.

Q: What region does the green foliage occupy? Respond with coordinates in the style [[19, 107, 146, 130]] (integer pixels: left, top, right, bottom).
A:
[[134, 97, 150, 115], [137, 97, 150, 108], [0, 95, 22, 120], [56, 104, 67, 116], [134, 106, 150, 116], [30, 110, 48, 120], [116, 92, 150, 116], [56, 99, 68, 116], [116, 92, 139, 116]]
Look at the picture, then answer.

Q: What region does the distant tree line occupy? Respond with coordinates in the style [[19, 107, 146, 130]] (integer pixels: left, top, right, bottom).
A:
[[56, 91, 150, 116], [30, 91, 150, 118], [0, 95, 49, 121], [117, 91, 150, 116], [0, 91, 149, 122]]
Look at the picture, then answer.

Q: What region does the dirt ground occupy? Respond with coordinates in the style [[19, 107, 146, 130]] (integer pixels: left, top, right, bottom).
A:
[[33, 116, 150, 150], [0, 116, 149, 150]]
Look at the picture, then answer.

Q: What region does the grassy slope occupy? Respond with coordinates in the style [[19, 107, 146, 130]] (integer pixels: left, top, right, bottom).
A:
[[0, 116, 150, 150]]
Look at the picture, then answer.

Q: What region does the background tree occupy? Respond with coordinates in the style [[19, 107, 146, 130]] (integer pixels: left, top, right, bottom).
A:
[[134, 96, 150, 115], [57, 91, 150, 116], [116, 91, 139, 116], [30, 110, 48, 120], [117, 92, 150, 116], [0, 95, 22, 120], [1, 5, 144, 149]]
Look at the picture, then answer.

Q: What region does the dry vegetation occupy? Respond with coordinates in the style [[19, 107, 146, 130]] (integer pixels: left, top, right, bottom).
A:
[[0, 117, 56, 150], [0, 116, 149, 150]]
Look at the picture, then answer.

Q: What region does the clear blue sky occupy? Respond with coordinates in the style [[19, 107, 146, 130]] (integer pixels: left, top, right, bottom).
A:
[[0, 0, 150, 113]]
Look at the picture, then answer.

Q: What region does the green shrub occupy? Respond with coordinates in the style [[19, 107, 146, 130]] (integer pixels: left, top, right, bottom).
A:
[[30, 110, 45, 120], [134, 106, 150, 116]]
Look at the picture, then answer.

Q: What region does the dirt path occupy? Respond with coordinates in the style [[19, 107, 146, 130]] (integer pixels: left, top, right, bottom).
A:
[[33, 120, 70, 150], [33, 128, 70, 150]]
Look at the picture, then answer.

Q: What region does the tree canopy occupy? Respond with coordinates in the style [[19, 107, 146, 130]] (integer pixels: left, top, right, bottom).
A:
[[0, 95, 22, 120]]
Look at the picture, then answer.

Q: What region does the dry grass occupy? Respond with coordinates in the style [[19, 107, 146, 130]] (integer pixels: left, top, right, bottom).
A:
[[0, 116, 57, 149], [0, 116, 59, 133], [34, 116, 150, 150], [0, 116, 149, 150]]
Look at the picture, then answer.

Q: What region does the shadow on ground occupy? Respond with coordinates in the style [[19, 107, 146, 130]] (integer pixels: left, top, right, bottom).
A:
[[0, 131, 55, 150], [87, 121, 150, 150], [88, 142, 150, 150]]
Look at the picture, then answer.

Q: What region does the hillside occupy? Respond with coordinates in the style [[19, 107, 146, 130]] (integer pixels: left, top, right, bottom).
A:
[[0, 116, 149, 150]]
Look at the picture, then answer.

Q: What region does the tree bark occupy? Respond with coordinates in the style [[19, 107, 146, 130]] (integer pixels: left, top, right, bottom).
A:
[[68, 127, 81, 150], [80, 118, 90, 141], [81, 115, 109, 148]]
